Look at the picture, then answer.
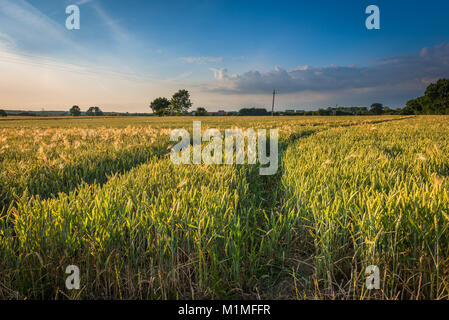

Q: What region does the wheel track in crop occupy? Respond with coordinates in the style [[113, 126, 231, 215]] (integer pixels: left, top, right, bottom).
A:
[[257, 115, 416, 219], [250, 115, 417, 297], [2, 116, 413, 211]]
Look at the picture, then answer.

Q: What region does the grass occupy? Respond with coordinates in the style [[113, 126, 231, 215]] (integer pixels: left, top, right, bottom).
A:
[[0, 115, 447, 299]]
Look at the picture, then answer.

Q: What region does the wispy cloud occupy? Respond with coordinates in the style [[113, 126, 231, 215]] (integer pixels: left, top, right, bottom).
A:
[[0, 39, 174, 111], [0, 31, 15, 47], [0, 0, 80, 49], [164, 72, 193, 82], [92, 3, 131, 44], [76, 0, 95, 5], [181, 56, 223, 64]]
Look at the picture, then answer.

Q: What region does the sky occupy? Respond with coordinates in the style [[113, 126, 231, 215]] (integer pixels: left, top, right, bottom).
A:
[[1, 0, 449, 112]]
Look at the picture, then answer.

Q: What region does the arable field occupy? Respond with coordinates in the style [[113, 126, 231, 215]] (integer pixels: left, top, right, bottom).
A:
[[0, 115, 448, 300]]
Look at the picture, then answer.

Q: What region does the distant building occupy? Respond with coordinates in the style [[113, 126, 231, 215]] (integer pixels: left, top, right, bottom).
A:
[[215, 110, 226, 116], [295, 110, 305, 114]]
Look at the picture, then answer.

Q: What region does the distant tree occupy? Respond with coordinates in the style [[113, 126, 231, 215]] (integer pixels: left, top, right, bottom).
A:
[[69, 105, 81, 116], [317, 108, 331, 116], [424, 79, 449, 114], [426, 78, 449, 101], [93, 106, 104, 116], [150, 97, 171, 116], [238, 108, 269, 116], [382, 106, 393, 115], [86, 107, 95, 116], [401, 79, 449, 115], [335, 109, 352, 116], [196, 107, 207, 116], [402, 96, 426, 115], [0, 109, 7, 117], [18, 112, 36, 117], [354, 107, 369, 115], [86, 106, 103, 116], [370, 103, 384, 115], [170, 89, 192, 115]]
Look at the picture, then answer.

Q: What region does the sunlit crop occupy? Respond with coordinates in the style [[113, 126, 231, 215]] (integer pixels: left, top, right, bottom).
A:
[[1, 115, 447, 300]]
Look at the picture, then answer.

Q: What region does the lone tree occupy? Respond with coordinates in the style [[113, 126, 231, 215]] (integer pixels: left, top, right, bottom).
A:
[[94, 106, 104, 116], [86, 106, 104, 116], [86, 107, 95, 116], [150, 97, 171, 116], [195, 107, 207, 116], [370, 103, 384, 115], [0, 109, 7, 117], [170, 89, 192, 115], [69, 105, 81, 116]]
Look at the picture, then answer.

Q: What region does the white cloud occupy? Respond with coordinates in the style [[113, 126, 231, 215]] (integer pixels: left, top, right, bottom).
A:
[[210, 43, 449, 97], [181, 56, 223, 64]]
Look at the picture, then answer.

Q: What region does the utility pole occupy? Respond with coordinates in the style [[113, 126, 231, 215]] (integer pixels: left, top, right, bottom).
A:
[[271, 89, 276, 116]]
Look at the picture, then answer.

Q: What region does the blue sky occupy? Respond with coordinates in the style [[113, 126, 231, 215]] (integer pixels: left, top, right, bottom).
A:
[[1, 0, 449, 111]]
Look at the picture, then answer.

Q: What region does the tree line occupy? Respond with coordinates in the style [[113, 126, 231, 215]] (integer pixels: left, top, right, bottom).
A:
[[225, 79, 449, 116], [301, 103, 394, 116], [227, 104, 393, 116], [4, 79, 448, 118]]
